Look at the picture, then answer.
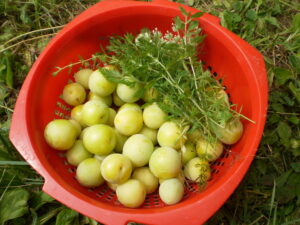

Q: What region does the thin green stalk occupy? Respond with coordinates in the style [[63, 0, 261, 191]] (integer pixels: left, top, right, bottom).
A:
[[0, 33, 56, 53], [2, 25, 64, 46], [0, 161, 29, 166]]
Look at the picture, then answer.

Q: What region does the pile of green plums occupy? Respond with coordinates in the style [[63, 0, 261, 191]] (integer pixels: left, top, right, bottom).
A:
[[44, 67, 244, 208]]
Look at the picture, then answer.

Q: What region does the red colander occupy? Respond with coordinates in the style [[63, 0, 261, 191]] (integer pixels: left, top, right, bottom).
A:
[[9, 0, 268, 224]]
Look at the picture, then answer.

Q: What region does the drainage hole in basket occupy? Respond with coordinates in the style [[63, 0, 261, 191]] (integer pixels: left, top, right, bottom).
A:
[[96, 193, 102, 198], [144, 196, 150, 203], [213, 72, 218, 77], [223, 151, 230, 158], [211, 161, 217, 166], [208, 66, 212, 71], [88, 188, 94, 192]]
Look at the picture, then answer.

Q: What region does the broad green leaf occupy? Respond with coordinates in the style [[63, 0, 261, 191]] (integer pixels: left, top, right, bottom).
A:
[[4, 54, 13, 88], [289, 54, 300, 73], [292, 13, 300, 32], [274, 67, 293, 86], [288, 82, 300, 103], [30, 191, 55, 211], [288, 116, 300, 125], [276, 169, 292, 187], [276, 122, 291, 140], [265, 16, 280, 27], [20, 4, 32, 24], [0, 188, 29, 224], [232, 1, 244, 12], [232, 13, 241, 23], [0, 84, 10, 101], [55, 208, 78, 225], [88, 218, 98, 225], [246, 9, 257, 21], [291, 162, 300, 173], [276, 185, 296, 204]]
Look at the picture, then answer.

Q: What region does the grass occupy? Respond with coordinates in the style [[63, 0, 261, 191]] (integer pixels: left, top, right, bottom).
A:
[[0, 0, 300, 224]]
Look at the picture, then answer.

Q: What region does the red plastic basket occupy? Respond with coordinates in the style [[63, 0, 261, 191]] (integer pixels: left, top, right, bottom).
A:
[[9, 0, 268, 224]]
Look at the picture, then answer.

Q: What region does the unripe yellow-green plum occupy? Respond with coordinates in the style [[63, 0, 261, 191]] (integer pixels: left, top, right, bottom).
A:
[[114, 130, 128, 153], [181, 141, 196, 164], [119, 103, 141, 113], [74, 69, 93, 89], [70, 104, 85, 126], [68, 119, 81, 137], [101, 153, 132, 184], [187, 129, 202, 144], [89, 70, 116, 97], [62, 83, 86, 106], [196, 139, 223, 162], [113, 91, 125, 107], [114, 108, 143, 136], [143, 88, 158, 102], [138, 126, 158, 145], [116, 179, 146, 208], [87, 92, 112, 106], [149, 147, 181, 179], [157, 121, 186, 149], [76, 158, 104, 187], [132, 167, 159, 194], [123, 134, 154, 167], [79, 127, 88, 139], [116, 78, 142, 103], [107, 108, 116, 127], [83, 124, 116, 155], [184, 157, 211, 183], [81, 100, 109, 126], [44, 119, 77, 150], [159, 178, 184, 205], [216, 89, 230, 106], [159, 171, 185, 184], [66, 140, 92, 166], [215, 118, 243, 145], [143, 103, 167, 129]]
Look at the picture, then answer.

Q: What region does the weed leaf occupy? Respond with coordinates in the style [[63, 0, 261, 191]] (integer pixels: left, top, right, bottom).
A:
[[55, 208, 78, 225], [0, 188, 29, 224]]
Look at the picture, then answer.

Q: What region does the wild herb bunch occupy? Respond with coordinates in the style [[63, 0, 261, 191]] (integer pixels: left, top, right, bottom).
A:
[[99, 8, 240, 141]]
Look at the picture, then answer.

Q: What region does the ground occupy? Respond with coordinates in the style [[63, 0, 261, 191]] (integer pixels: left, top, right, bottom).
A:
[[0, 0, 300, 224]]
